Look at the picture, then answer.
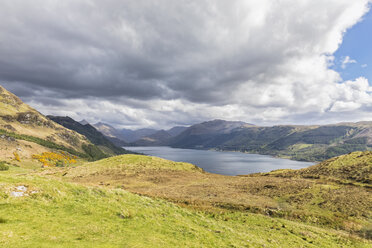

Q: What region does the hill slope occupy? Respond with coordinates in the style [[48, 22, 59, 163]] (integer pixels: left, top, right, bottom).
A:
[[1, 154, 371, 246], [93, 122, 159, 143], [47, 116, 131, 155], [131, 130, 173, 146], [2, 165, 370, 247], [63, 154, 372, 239], [0, 85, 107, 161], [169, 119, 252, 148], [267, 151, 372, 184]]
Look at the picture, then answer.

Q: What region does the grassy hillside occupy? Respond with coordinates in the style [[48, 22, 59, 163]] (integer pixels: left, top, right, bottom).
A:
[[266, 151, 372, 184], [47, 116, 131, 155], [0, 86, 89, 153], [62, 154, 372, 240], [0, 162, 370, 247], [0, 85, 108, 161]]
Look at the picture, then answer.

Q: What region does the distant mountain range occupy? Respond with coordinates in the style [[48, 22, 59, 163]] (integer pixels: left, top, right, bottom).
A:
[[91, 119, 372, 162], [93, 122, 188, 146], [167, 120, 372, 161], [1, 83, 371, 163]]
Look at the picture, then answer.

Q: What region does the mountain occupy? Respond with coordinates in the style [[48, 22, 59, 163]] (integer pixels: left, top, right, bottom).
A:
[[93, 122, 159, 143], [94, 122, 187, 145], [121, 128, 158, 142], [169, 121, 372, 162], [93, 122, 127, 141], [166, 126, 188, 136], [79, 119, 89, 125], [169, 119, 252, 148], [131, 126, 188, 146], [131, 130, 172, 146], [0, 85, 107, 161], [92, 122, 130, 147], [48, 116, 130, 155]]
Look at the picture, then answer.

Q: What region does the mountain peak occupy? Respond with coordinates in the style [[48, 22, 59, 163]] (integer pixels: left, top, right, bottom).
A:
[[79, 119, 89, 125]]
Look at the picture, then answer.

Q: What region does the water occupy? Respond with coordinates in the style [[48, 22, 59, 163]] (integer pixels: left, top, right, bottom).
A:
[[124, 146, 315, 176]]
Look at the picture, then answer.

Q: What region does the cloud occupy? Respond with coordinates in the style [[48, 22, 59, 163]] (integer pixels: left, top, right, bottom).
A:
[[0, 0, 371, 128], [341, 56, 357, 69], [362, 64, 368, 68]]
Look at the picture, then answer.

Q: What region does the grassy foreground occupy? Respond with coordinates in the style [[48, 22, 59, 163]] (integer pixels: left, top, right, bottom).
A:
[[65, 154, 372, 238], [0, 156, 371, 247]]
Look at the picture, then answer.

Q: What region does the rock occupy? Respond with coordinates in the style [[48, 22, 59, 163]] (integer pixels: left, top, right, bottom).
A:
[[15, 185, 27, 192], [10, 191, 26, 197], [10, 185, 29, 197]]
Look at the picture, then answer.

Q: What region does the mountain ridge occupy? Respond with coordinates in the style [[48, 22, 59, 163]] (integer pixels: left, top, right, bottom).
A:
[[47, 116, 131, 156], [0, 85, 109, 161]]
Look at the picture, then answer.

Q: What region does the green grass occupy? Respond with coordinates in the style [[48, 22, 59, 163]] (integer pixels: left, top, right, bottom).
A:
[[0, 170, 369, 248], [0, 161, 9, 171], [62, 154, 372, 240], [78, 154, 204, 173]]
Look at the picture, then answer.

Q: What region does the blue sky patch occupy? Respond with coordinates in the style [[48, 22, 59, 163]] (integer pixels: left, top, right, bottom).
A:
[[333, 8, 372, 84]]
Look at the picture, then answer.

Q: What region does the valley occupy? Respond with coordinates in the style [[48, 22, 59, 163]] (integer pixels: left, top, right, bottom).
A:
[[0, 85, 371, 247], [2, 2, 372, 247]]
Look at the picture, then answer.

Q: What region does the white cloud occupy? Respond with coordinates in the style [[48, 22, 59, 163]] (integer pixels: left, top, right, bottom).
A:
[[1, 0, 372, 128], [341, 56, 357, 69], [362, 64, 368, 68]]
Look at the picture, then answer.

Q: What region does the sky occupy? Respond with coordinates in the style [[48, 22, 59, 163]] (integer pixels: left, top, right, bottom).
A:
[[0, 0, 372, 129], [333, 9, 372, 83]]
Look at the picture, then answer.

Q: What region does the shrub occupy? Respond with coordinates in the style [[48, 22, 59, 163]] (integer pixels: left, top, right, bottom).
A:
[[55, 160, 65, 167], [13, 152, 20, 162], [359, 225, 372, 240], [0, 161, 9, 171], [82, 144, 108, 161], [32, 152, 77, 167]]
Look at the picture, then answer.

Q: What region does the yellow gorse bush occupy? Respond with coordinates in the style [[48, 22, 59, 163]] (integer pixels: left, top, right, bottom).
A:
[[13, 151, 21, 162], [32, 151, 77, 167]]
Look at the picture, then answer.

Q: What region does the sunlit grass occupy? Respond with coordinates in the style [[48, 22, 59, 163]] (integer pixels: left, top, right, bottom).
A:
[[0, 170, 369, 248]]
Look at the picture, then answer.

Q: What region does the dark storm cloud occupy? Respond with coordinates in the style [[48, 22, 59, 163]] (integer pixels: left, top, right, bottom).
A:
[[0, 0, 371, 128]]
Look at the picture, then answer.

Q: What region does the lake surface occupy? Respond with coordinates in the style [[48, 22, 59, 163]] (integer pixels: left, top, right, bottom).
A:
[[124, 146, 315, 176]]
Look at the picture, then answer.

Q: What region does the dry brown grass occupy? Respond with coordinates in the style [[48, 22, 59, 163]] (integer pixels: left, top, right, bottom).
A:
[[0, 139, 50, 161]]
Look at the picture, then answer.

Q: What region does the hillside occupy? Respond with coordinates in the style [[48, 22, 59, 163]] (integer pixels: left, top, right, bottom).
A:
[[94, 122, 188, 146], [47, 116, 130, 155], [93, 122, 129, 145], [1, 163, 370, 247], [62, 154, 372, 240], [93, 122, 159, 143], [0, 85, 107, 161], [167, 126, 188, 136], [129, 126, 188, 146], [266, 151, 372, 184], [168, 121, 372, 162], [0, 155, 371, 248], [169, 119, 252, 148], [131, 130, 172, 146]]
